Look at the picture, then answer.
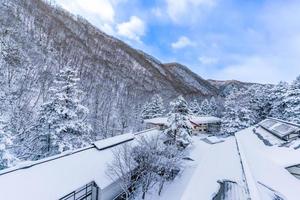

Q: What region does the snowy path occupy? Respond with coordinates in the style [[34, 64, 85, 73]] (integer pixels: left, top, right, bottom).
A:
[[146, 136, 249, 200]]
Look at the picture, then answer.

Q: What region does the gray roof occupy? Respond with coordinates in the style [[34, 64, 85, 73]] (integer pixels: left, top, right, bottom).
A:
[[259, 118, 300, 139]]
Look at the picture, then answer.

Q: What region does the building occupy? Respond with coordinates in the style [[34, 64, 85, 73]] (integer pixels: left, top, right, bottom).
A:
[[0, 129, 159, 200], [144, 116, 221, 134], [189, 116, 221, 134], [258, 118, 300, 141]]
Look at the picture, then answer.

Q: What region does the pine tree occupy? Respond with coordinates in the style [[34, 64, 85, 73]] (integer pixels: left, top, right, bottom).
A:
[[269, 81, 289, 119], [0, 132, 17, 170], [26, 65, 92, 160], [209, 97, 218, 116], [141, 94, 165, 120], [221, 88, 256, 135], [199, 99, 210, 115], [284, 76, 300, 124], [170, 95, 190, 116], [164, 96, 192, 147], [189, 99, 200, 116]]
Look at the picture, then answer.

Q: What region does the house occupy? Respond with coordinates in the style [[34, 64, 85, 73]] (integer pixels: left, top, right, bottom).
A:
[[144, 116, 221, 134], [0, 129, 159, 200], [258, 118, 300, 141], [189, 116, 221, 134], [143, 117, 168, 130]]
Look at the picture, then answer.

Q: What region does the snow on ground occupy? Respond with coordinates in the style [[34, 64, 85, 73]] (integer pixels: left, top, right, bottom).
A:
[[144, 135, 248, 200], [236, 126, 300, 200]]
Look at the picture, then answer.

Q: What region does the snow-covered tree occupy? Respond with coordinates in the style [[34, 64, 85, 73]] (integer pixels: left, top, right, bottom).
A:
[[164, 96, 192, 147], [209, 97, 218, 116], [284, 76, 300, 124], [141, 94, 165, 120], [25, 65, 92, 160], [221, 88, 256, 135], [189, 99, 201, 116], [170, 95, 190, 116], [107, 135, 183, 199], [0, 132, 17, 170], [269, 81, 289, 119], [199, 99, 210, 115]]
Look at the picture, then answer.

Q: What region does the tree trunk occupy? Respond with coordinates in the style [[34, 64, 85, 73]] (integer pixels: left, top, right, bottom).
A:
[[158, 181, 165, 195]]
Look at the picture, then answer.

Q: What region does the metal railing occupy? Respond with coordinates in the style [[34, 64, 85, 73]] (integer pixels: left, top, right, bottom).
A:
[[59, 181, 98, 200]]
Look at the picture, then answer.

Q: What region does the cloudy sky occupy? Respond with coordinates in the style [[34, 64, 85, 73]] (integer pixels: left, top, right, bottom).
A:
[[55, 0, 300, 84]]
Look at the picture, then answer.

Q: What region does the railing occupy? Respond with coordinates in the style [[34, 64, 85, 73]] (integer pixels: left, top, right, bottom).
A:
[[59, 181, 98, 200]]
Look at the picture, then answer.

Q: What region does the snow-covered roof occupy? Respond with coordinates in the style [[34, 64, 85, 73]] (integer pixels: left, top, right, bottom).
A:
[[0, 129, 159, 200], [144, 116, 221, 126], [93, 133, 135, 150], [189, 116, 221, 124], [259, 118, 300, 139], [144, 117, 168, 125], [235, 126, 300, 200], [150, 121, 300, 200]]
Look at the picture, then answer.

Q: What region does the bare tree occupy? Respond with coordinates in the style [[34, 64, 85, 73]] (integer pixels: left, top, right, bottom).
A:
[[106, 144, 138, 199], [107, 135, 184, 199]]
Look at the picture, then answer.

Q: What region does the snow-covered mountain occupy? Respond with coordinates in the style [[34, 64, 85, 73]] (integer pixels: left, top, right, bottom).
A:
[[0, 0, 226, 136], [207, 79, 256, 96]]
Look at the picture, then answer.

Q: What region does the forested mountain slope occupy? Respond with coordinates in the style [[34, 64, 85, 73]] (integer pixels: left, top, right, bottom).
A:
[[0, 0, 219, 138]]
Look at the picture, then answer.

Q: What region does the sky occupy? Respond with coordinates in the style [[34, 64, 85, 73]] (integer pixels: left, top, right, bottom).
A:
[[54, 0, 300, 84]]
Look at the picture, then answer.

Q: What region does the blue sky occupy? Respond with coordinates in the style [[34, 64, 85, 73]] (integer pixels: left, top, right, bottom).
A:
[[55, 0, 300, 84]]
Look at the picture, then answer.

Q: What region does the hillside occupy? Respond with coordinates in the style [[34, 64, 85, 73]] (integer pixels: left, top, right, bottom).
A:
[[0, 0, 220, 137], [207, 79, 256, 96]]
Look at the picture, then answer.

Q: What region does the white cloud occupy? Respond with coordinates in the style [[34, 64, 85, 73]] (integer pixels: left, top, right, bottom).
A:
[[171, 36, 193, 49], [198, 56, 218, 65], [55, 0, 117, 35], [165, 0, 216, 23], [56, 0, 115, 22], [116, 16, 146, 42], [211, 56, 299, 84]]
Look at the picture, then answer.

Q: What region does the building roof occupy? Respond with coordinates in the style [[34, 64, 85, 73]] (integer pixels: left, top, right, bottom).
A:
[[235, 126, 300, 200], [144, 117, 168, 125], [0, 129, 158, 200], [189, 116, 221, 124], [259, 118, 300, 140], [148, 121, 300, 200], [144, 116, 221, 126]]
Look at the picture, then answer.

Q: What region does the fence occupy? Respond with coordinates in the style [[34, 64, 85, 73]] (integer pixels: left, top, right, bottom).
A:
[[59, 181, 98, 200]]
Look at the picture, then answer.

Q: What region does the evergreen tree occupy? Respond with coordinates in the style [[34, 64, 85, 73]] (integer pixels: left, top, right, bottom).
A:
[[199, 99, 210, 115], [141, 94, 165, 120], [0, 132, 17, 170], [209, 97, 218, 116], [25, 65, 92, 160], [284, 76, 300, 124], [221, 89, 256, 135], [164, 96, 192, 147], [170, 95, 190, 116], [189, 99, 200, 116], [269, 81, 289, 119]]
